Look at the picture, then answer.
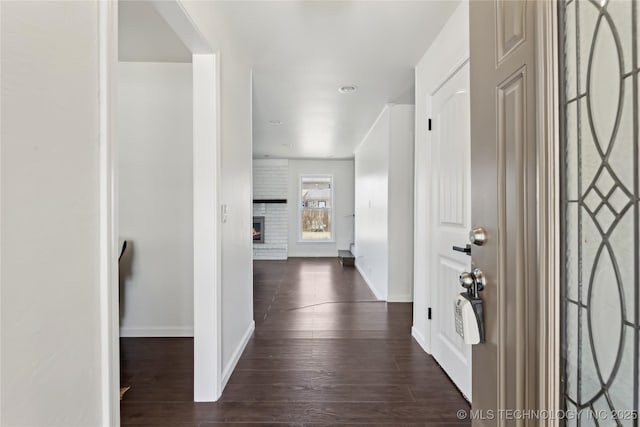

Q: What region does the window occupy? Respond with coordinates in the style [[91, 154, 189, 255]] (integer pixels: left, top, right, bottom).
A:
[[559, 0, 640, 416], [299, 175, 333, 241]]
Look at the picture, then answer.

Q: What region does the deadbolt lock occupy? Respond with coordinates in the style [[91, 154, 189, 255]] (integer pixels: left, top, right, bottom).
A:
[[469, 227, 488, 246]]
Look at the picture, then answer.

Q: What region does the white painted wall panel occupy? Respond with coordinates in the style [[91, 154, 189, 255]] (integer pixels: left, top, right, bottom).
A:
[[218, 54, 253, 376], [164, 0, 254, 391], [117, 62, 194, 337], [1, 1, 103, 424], [354, 105, 414, 301], [354, 110, 391, 299], [388, 105, 415, 302], [180, 0, 255, 381]]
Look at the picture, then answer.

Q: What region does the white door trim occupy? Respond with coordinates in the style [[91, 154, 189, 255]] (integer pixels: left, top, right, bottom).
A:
[[98, 2, 222, 424], [98, 1, 119, 424], [535, 0, 561, 423], [192, 53, 222, 402]]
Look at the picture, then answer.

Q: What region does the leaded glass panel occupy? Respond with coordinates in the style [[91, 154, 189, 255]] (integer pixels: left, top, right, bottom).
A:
[[560, 0, 639, 425]]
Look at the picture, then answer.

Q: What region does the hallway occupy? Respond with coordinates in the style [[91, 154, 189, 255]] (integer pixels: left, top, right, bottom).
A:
[[121, 258, 470, 426]]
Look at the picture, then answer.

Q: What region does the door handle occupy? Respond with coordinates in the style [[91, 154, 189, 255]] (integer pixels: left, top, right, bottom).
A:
[[459, 268, 486, 298], [452, 244, 471, 256], [459, 271, 475, 289]]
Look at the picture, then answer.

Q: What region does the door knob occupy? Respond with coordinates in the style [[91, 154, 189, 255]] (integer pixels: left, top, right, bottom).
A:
[[469, 227, 488, 246], [459, 268, 486, 298], [459, 272, 475, 289], [471, 268, 486, 292]]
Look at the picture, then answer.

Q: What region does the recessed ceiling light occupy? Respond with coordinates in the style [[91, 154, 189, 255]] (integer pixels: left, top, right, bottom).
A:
[[338, 85, 357, 94], [269, 120, 283, 125]]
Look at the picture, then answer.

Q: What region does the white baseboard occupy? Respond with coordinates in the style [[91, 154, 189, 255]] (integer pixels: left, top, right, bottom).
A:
[[287, 255, 339, 258], [411, 326, 430, 354], [119, 326, 194, 337], [355, 261, 385, 301], [220, 320, 255, 392], [387, 293, 413, 303]]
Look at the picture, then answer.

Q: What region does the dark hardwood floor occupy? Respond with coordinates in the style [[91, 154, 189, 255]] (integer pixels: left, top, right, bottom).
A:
[[121, 258, 470, 426]]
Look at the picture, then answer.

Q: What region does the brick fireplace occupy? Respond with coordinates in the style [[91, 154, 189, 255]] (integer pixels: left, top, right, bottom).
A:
[[252, 159, 288, 260]]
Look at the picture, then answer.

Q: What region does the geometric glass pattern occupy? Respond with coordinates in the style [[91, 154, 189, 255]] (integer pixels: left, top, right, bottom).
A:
[[560, 0, 639, 425]]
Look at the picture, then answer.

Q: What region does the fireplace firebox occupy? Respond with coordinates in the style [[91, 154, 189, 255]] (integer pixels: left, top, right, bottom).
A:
[[253, 216, 265, 243]]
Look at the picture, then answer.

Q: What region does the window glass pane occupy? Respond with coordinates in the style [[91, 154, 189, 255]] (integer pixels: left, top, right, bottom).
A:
[[559, 0, 639, 421], [301, 176, 332, 240]]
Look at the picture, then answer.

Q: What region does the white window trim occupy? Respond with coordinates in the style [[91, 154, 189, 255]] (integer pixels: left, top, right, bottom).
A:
[[298, 174, 336, 243]]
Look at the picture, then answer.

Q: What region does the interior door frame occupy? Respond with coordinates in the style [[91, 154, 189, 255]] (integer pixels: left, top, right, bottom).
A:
[[535, 0, 561, 423], [97, 2, 119, 422], [98, 1, 223, 424]]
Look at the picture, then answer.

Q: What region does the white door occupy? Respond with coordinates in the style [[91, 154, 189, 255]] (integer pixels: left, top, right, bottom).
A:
[[430, 62, 472, 399]]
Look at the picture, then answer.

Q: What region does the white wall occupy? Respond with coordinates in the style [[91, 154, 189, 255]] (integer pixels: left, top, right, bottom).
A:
[[287, 160, 355, 257], [118, 62, 194, 337], [387, 105, 415, 301], [180, 1, 255, 389], [217, 52, 254, 387], [412, 1, 469, 351], [354, 104, 415, 302], [354, 110, 390, 299], [1, 1, 104, 425], [0, 0, 256, 419]]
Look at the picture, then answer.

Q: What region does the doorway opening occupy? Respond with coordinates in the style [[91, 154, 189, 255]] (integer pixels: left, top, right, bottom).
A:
[[117, 0, 194, 405], [100, 0, 221, 423]]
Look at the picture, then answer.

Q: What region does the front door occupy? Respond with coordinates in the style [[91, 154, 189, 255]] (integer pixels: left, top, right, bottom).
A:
[[469, 1, 539, 423]]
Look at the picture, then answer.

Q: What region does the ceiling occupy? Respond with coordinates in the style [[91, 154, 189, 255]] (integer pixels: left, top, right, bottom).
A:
[[213, 1, 460, 159], [119, 0, 191, 63]]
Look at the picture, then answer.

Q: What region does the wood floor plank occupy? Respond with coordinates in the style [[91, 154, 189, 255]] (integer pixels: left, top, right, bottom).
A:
[[219, 384, 415, 403], [226, 369, 441, 386], [121, 401, 469, 424], [120, 258, 469, 425]]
